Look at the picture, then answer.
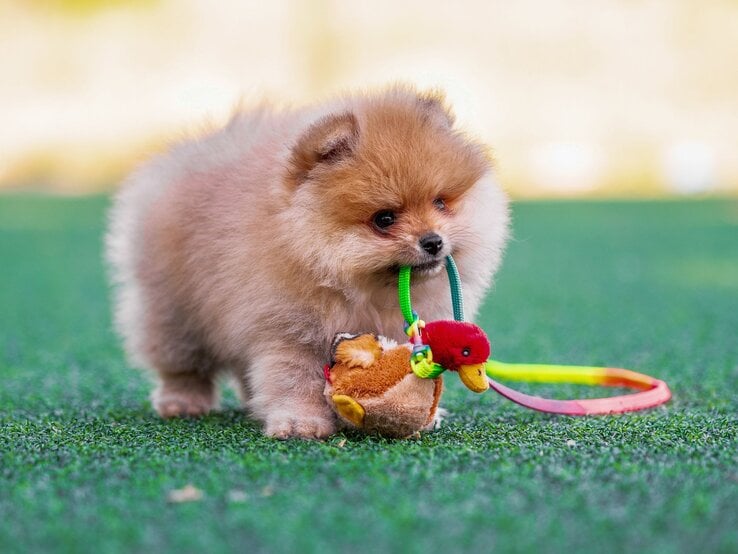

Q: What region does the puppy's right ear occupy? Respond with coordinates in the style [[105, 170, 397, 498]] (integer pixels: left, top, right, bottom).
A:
[[288, 112, 358, 184], [417, 90, 455, 128]]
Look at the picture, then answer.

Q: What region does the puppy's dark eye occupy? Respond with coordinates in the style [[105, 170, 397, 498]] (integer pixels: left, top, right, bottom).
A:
[[433, 198, 447, 211], [372, 210, 396, 231], [461, 347, 471, 357]]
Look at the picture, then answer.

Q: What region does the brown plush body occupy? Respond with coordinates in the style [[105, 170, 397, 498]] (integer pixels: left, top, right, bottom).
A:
[[324, 334, 443, 438]]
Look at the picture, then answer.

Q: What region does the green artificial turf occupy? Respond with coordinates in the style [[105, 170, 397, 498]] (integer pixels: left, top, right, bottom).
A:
[[1, 195, 736, 554]]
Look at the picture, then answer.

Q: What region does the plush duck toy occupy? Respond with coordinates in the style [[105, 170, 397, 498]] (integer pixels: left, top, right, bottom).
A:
[[323, 320, 491, 438]]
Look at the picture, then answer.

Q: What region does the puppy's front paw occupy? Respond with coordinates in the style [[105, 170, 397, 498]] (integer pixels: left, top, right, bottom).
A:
[[425, 407, 449, 431], [264, 411, 336, 440], [153, 389, 213, 418]]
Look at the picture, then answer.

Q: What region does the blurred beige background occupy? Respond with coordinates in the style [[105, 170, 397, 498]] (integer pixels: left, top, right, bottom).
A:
[[1, 0, 737, 197]]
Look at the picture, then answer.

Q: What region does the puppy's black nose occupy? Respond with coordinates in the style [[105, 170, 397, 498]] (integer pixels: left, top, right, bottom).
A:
[[419, 233, 444, 256]]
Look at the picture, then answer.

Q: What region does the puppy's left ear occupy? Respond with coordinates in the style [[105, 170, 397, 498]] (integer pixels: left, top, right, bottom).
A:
[[289, 112, 358, 184]]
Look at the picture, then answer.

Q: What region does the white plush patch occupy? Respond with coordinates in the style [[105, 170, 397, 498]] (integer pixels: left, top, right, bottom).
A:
[[377, 335, 399, 351], [351, 349, 377, 369]]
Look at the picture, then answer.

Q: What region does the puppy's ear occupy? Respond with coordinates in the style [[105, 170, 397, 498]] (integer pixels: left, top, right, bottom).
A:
[[417, 90, 455, 128], [289, 112, 358, 183]]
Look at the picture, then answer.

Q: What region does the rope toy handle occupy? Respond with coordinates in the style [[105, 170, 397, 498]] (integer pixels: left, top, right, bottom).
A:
[[398, 257, 465, 325], [445, 255, 465, 322], [400, 256, 672, 415], [485, 360, 671, 415]]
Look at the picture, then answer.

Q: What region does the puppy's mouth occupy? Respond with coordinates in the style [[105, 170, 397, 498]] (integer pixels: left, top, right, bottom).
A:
[[411, 259, 444, 275], [388, 258, 445, 277]]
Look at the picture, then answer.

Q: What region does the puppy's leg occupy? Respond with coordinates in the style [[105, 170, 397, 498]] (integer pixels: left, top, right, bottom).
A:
[[142, 319, 219, 418], [245, 345, 336, 439], [154, 370, 217, 418]]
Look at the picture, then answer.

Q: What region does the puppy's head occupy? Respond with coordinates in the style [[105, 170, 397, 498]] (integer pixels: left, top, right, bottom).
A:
[[285, 87, 506, 290]]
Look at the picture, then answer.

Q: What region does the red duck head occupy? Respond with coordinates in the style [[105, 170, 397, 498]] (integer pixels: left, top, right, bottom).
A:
[[423, 320, 491, 392]]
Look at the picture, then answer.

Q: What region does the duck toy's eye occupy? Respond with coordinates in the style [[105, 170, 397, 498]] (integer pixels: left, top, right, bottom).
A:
[[461, 347, 471, 357]]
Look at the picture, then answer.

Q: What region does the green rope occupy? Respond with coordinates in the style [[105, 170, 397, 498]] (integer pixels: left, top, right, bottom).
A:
[[398, 266, 414, 325], [445, 255, 465, 322], [398, 255, 464, 325]]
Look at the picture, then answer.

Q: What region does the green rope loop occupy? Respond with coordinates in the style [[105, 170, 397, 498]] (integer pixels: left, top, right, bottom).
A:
[[398, 255, 465, 326]]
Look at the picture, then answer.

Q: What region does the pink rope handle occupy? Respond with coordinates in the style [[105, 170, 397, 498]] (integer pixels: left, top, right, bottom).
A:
[[486, 365, 672, 415]]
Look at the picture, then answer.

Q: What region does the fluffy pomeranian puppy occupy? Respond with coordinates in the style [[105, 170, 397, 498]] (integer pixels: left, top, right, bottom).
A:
[[106, 85, 509, 439]]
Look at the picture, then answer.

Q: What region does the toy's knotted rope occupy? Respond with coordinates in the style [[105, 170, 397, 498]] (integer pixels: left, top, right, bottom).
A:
[[399, 256, 672, 415], [399, 267, 444, 379]]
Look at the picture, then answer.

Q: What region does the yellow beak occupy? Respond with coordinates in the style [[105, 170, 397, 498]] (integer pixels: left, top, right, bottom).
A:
[[458, 363, 489, 393]]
